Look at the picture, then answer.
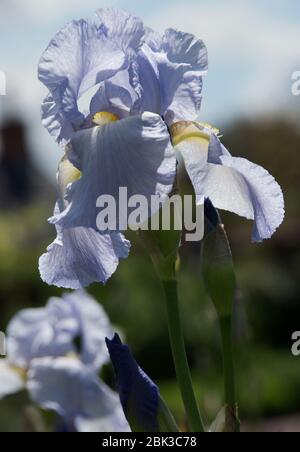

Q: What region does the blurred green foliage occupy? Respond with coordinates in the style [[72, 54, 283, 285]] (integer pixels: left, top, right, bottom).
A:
[[0, 117, 300, 431]]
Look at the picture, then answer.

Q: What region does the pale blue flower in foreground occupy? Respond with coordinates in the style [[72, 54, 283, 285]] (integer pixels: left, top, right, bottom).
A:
[[0, 291, 129, 432], [39, 8, 284, 289], [38, 8, 206, 290]]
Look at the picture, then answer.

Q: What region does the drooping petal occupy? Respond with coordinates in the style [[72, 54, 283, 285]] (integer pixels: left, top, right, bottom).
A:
[[215, 156, 285, 242], [57, 113, 176, 231], [27, 357, 123, 423], [172, 122, 284, 242], [0, 360, 25, 399], [106, 334, 159, 432], [132, 28, 208, 124], [39, 223, 130, 289], [39, 9, 145, 143]]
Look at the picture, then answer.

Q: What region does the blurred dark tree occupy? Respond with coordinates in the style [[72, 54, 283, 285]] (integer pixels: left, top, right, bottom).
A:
[[0, 120, 32, 206]]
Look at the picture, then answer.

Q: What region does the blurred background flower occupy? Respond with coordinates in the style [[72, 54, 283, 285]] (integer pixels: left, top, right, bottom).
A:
[[0, 0, 300, 432], [0, 290, 129, 432]]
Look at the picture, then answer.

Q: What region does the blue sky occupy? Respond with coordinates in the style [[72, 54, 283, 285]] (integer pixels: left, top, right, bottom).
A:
[[0, 0, 299, 178]]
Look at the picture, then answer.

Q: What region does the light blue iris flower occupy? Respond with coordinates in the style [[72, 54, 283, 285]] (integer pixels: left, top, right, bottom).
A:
[[39, 8, 284, 289], [38, 8, 206, 290], [0, 291, 129, 432]]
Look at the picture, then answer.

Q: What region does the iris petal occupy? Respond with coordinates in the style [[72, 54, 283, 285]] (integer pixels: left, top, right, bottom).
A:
[[39, 10, 145, 143], [56, 113, 176, 231], [106, 334, 159, 432], [0, 361, 25, 399], [59, 291, 113, 371], [90, 81, 133, 119], [217, 156, 285, 242], [7, 307, 73, 368], [174, 124, 284, 242], [27, 357, 125, 424], [39, 222, 130, 289], [132, 28, 208, 124]]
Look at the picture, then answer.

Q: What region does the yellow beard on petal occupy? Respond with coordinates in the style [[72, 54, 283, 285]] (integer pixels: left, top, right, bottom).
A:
[[92, 111, 119, 126], [58, 155, 81, 187], [170, 121, 211, 147], [57, 155, 81, 206], [10, 365, 27, 382]]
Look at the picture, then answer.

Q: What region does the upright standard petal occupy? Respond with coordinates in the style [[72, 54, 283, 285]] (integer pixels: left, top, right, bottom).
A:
[[7, 297, 78, 367], [57, 113, 176, 231], [7, 290, 115, 375], [7, 308, 74, 369], [95, 8, 145, 56], [132, 28, 208, 124], [39, 9, 145, 143], [27, 357, 123, 424], [0, 361, 25, 399], [106, 334, 159, 432]]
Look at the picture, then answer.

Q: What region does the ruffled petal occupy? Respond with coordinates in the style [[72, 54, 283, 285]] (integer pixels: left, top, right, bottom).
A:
[[95, 8, 145, 56], [27, 357, 121, 422], [58, 113, 176, 230], [7, 302, 77, 368], [39, 224, 130, 289], [172, 123, 284, 242], [217, 156, 285, 242], [7, 309, 60, 368], [132, 28, 208, 124], [39, 9, 145, 143], [41, 93, 75, 145], [7, 289, 115, 370], [0, 361, 25, 399]]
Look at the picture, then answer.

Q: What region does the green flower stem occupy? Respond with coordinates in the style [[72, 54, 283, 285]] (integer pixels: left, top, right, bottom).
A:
[[162, 280, 205, 433], [219, 316, 235, 406], [219, 315, 240, 431]]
